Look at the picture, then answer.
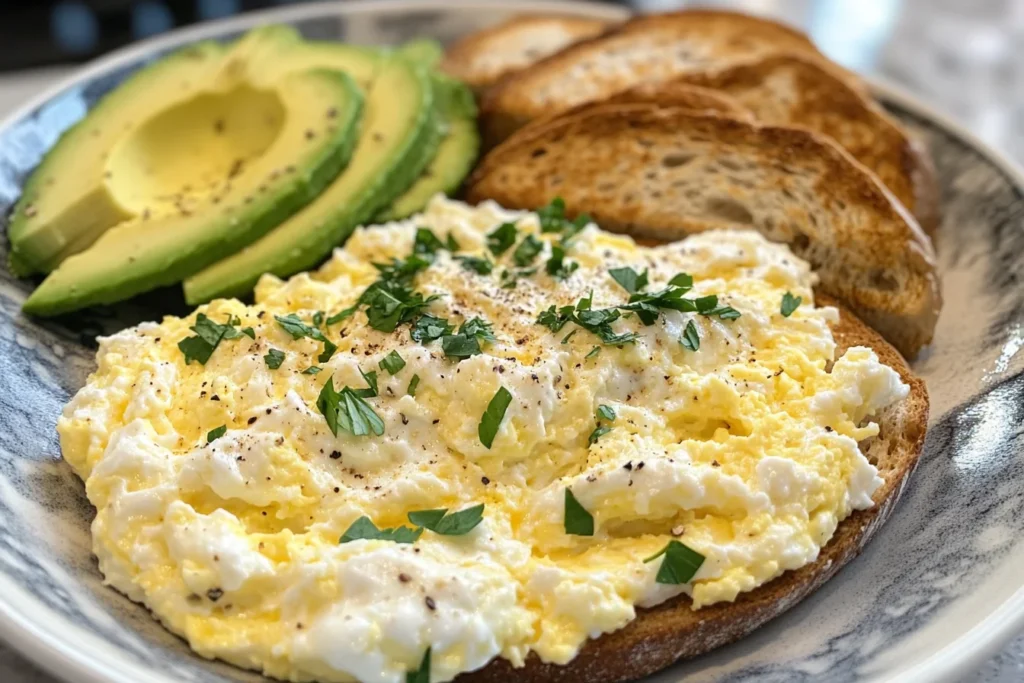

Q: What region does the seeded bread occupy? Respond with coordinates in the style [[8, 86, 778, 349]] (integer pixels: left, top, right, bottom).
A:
[[459, 293, 928, 683], [466, 105, 941, 358], [480, 9, 859, 145], [441, 15, 610, 94], [660, 54, 939, 236]]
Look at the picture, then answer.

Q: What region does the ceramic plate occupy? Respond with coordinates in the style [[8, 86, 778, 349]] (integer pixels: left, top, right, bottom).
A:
[[0, 2, 1022, 682]]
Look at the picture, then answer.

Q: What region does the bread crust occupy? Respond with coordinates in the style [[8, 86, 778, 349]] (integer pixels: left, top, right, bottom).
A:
[[458, 296, 928, 683], [466, 104, 941, 358]]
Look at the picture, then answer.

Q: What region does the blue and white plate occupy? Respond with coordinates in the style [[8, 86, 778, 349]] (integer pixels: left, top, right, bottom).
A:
[[0, 2, 1022, 682]]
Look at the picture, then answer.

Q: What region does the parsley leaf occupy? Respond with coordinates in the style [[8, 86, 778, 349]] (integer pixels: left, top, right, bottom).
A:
[[317, 376, 385, 437], [479, 386, 512, 449], [413, 227, 446, 258], [609, 266, 649, 294], [445, 233, 460, 252], [264, 348, 285, 369], [707, 305, 741, 320], [455, 255, 494, 275], [597, 405, 616, 421], [513, 234, 543, 267], [460, 317, 497, 343], [585, 346, 601, 359], [207, 425, 227, 443], [487, 222, 518, 255], [781, 292, 802, 317], [680, 320, 700, 351], [407, 374, 421, 396], [275, 313, 337, 362], [406, 648, 431, 683], [379, 350, 406, 375], [564, 489, 594, 536], [536, 197, 591, 240], [644, 540, 706, 584], [312, 311, 324, 327], [498, 266, 537, 289], [178, 313, 250, 365], [340, 516, 422, 544], [588, 425, 612, 444], [357, 368, 378, 397], [537, 305, 574, 332], [442, 334, 480, 359], [302, 365, 322, 375], [546, 244, 579, 280], [326, 305, 358, 325], [241, 327, 255, 339], [408, 504, 485, 536], [411, 313, 454, 343]]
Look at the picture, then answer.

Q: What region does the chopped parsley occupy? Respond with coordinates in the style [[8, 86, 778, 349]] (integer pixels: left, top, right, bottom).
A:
[[411, 313, 454, 343], [609, 266, 649, 294], [406, 648, 431, 683], [585, 346, 601, 359], [644, 540, 706, 585], [442, 334, 480, 359], [445, 233, 460, 252], [564, 488, 594, 536], [178, 313, 252, 365], [408, 504, 485, 536], [459, 317, 497, 343], [454, 255, 494, 275], [499, 266, 537, 289], [781, 291, 802, 317], [588, 426, 613, 443], [275, 313, 337, 362], [340, 516, 421, 544], [478, 386, 512, 449], [302, 365, 322, 375], [487, 222, 518, 255], [264, 348, 285, 369], [379, 350, 406, 375], [312, 311, 324, 327], [536, 197, 590, 240], [597, 405, 616, 421], [206, 425, 227, 443], [407, 374, 421, 396], [589, 405, 615, 443], [546, 244, 578, 280], [357, 368, 379, 397], [317, 376, 385, 437], [537, 294, 638, 346], [512, 234, 543, 267], [413, 227, 446, 258], [680, 320, 700, 351], [326, 305, 358, 325]]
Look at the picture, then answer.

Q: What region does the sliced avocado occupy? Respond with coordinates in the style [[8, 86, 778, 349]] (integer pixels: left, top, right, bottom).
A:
[[183, 57, 440, 304], [22, 69, 363, 316], [8, 40, 226, 276], [377, 75, 479, 221], [397, 39, 444, 68]]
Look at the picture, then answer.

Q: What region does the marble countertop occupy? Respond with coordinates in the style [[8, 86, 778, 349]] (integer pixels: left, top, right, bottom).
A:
[[0, 0, 1022, 680]]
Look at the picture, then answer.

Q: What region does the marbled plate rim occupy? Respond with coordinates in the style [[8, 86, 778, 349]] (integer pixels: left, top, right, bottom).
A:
[[0, 1, 1022, 683]]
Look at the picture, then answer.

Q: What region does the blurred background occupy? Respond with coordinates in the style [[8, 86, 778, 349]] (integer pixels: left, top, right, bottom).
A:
[[0, 0, 1021, 681]]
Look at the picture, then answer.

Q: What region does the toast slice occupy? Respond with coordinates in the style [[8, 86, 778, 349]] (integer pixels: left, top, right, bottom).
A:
[[667, 54, 940, 235], [465, 105, 941, 358], [441, 15, 610, 94], [480, 9, 858, 145], [460, 294, 928, 682]]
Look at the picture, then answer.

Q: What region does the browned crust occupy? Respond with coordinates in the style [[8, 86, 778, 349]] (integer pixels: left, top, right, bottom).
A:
[[480, 9, 862, 145], [440, 15, 612, 93], [666, 54, 940, 236], [459, 297, 928, 683]]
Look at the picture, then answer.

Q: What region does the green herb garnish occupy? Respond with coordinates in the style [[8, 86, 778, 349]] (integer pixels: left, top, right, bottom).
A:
[[546, 244, 579, 280], [597, 405, 616, 421], [411, 313, 454, 343], [317, 376, 385, 437], [206, 425, 227, 443], [379, 350, 406, 375], [512, 234, 543, 267], [357, 368, 379, 397], [487, 222, 518, 255], [275, 313, 337, 362], [479, 386, 512, 449], [564, 489, 594, 536], [408, 504, 485, 536], [445, 233, 460, 252], [781, 292, 802, 317], [178, 313, 251, 365], [302, 366, 322, 375], [585, 346, 601, 359], [680, 320, 700, 351], [455, 255, 494, 275], [312, 311, 324, 327], [609, 266, 649, 294], [644, 540, 706, 585], [340, 516, 422, 544], [413, 227, 446, 258], [536, 197, 590, 240], [407, 374, 421, 396], [499, 266, 538, 289], [442, 334, 480, 359], [406, 648, 431, 683], [264, 348, 285, 369], [588, 425, 612, 444]]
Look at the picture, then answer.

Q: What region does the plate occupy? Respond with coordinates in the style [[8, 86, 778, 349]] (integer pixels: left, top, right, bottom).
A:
[[0, 2, 1022, 682]]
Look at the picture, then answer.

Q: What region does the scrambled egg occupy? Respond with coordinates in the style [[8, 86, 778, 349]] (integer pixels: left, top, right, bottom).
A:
[[59, 196, 908, 682]]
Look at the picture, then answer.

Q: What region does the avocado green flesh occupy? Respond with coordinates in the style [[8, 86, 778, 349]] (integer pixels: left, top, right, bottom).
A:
[[378, 76, 479, 221], [396, 39, 444, 68], [183, 58, 439, 304], [22, 70, 363, 316], [8, 40, 226, 276]]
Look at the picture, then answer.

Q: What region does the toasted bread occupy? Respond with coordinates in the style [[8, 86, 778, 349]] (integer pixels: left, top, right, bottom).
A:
[[441, 15, 610, 94], [662, 54, 939, 235], [460, 294, 928, 683], [466, 105, 941, 358], [480, 10, 858, 145]]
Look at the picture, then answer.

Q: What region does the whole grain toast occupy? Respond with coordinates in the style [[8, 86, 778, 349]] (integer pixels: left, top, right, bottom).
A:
[[466, 105, 941, 358], [441, 15, 610, 95], [459, 294, 928, 683], [666, 54, 939, 235], [480, 9, 860, 145]]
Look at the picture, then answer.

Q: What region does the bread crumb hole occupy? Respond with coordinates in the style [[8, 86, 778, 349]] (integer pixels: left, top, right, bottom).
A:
[[662, 152, 696, 168]]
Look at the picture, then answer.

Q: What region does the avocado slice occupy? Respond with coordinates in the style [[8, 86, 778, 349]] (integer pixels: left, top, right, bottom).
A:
[[8, 40, 226, 276], [397, 39, 444, 68], [377, 74, 479, 221], [22, 69, 363, 316], [183, 57, 440, 304]]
